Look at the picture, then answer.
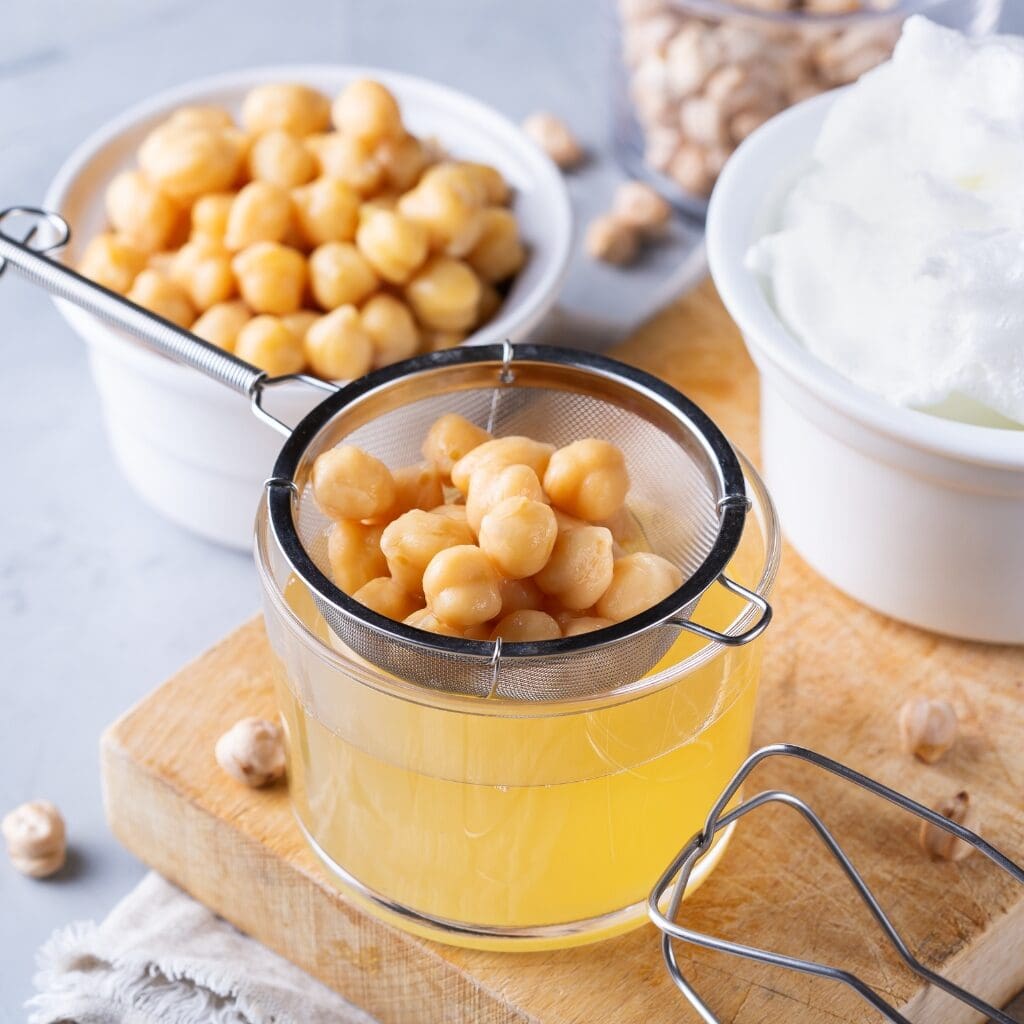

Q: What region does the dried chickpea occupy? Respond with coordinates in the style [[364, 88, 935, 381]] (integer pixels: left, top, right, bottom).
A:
[[292, 177, 360, 246], [462, 162, 511, 206], [466, 208, 525, 283], [451, 436, 555, 495], [404, 607, 463, 637], [306, 133, 383, 194], [563, 616, 615, 637], [422, 329, 466, 352], [544, 439, 630, 522], [397, 164, 486, 256], [313, 445, 396, 521], [234, 315, 305, 375], [224, 181, 292, 250], [138, 121, 243, 203], [389, 463, 444, 517], [332, 79, 403, 141], [353, 576, 422, 621], [595, 552, 683, 622], [304, 305, 374, 380], [327, 520, 387, 594], [232, 241, 307, 315], [491, 609, 561, 642], [361, 294, 420, 368], [498, 576, 544, 615], [423, 545, 502, 627], [78, 233, 147, 294], [191, 299, 250, 352], [378, 133, 431, 191], [127, 269, 195, 328], [356, 208, 429, 284], [405, 256, 482, 331], [479, 496, 557, 579], [190, 193, 235, 244], [522, 112, 584, 169], [281, 309, 319, 343], [380, 510, 475, 597], [308, 241, 379, 310], [170, 238, 235, 310], [241, 83, 331, 137], [248, 129, 317, 189], [466, 463, 546, 534], [422, 413, 491, 478], [535, 525, 615, 610], [105, 170, 181, 253]]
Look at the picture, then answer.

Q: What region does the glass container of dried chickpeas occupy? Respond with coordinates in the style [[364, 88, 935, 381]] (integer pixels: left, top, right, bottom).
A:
[[255, 440, 779, 951], [611, 0, 1001, 216]]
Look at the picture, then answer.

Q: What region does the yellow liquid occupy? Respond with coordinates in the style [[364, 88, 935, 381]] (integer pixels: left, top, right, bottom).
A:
[[267, 575, 764, 950]]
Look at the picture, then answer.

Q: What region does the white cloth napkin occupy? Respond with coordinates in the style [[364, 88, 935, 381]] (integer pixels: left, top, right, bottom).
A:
[[27, 871, 377, 1024]]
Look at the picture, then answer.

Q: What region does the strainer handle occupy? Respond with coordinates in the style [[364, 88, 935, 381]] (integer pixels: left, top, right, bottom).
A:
[[671, 575, 772, 647]]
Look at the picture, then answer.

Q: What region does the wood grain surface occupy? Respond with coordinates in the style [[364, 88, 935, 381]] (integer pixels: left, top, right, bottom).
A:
[[102, 281, 1024, 1024]]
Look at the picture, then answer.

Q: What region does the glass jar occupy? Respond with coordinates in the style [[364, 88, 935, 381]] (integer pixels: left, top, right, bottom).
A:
[[256, 454, 779, 951], [612, 0, 1003, 216]]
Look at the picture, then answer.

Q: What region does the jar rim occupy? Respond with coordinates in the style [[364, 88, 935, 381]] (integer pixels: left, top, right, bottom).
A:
[[662, 0, 938, 25]]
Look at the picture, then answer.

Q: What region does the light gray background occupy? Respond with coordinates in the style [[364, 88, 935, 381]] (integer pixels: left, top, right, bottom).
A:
[[0, 1, 1020, 1020]]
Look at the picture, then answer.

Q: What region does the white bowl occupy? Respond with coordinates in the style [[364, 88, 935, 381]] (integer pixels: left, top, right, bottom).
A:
[[707, 91, 1024, 644], [44, 65, 573, 550]]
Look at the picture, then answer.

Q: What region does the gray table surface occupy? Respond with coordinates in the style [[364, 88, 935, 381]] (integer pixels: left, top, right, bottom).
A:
[[1, 1, 1021, 1020]]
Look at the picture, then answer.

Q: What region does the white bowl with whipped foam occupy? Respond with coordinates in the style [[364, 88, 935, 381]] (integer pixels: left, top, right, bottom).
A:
[[707, 17, 1024, 644]]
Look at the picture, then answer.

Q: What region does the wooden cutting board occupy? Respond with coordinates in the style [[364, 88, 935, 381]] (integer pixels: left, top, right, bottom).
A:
[[101, 282, 1024, 1024]]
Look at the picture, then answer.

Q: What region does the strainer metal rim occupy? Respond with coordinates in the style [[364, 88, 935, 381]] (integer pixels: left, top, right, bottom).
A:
[[267, 343, 748, 664]]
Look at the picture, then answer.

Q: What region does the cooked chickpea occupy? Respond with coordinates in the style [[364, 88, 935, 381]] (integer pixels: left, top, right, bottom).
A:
[[423, 545, 502, 627], [563, 616, 615, 637], [421, 414, 491, 479], [241, 83, 331, 137], [332, 79, 403, 141], [378, 133, 431, 191], [224, 181, 292, 250], [308, 241, 379, 310], [543, 438, 630, 522], [170, 238, 235, 310], [191, 300, 250, 351], [595, 552, 683, 622], [462, 162, 510, 206], [380, 510, 475, 597], [234, 314, 306, 375], [397, 164, 486, 256], [422, 329, 466, 352], [312, 445, 396, 521], [450, 436, 555, 495], [327, 520, 387, 594], [232, 241, 307, 314], [466, 208, 526, 283], [389, 463, 444, 517], [479, 496, 557, 579], [138, 122, 243, 203], [79, 233, 147, 294], [534, 525, 615, 610], [127, 269, 195, 328], [168, 106, 234, 131], [405, 256, 482, 331], [430, 503, 469, 523], [105, 170, 181, 253], [491, 609, 561, 642], [281, 309, 319, 343], [353, 576, 422, 621], [292, 177, 360, 246], [190, 192, 235, 244], [361, 294, 420, 368], [306, 133, 383, 194], [248, 129, 317, 189], [356, 208, 428, 284], [498, 575, 544, 615], [466, 463, 546, 534], [404, 608, 463, 638], [303, 305, 374, 380], [477, 281, 501, 324]]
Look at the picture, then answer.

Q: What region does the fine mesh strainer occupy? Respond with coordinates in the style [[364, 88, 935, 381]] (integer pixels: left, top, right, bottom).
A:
[[0, 206, 770, 700]]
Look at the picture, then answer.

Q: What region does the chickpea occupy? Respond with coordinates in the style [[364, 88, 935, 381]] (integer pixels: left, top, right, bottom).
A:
[[404, 608, 463, 638], [423, 545, 502, 627], [450, 436, 555, 495], [462, 162, 511, 206], [224, 181, 292, 250], [563, 616, 615, 637], [127, 269, 196, 328], [361, 294, 420, 368], [332, 79, 403, 141], [190, 193, 235, 244], [138, 122, 243, 203], [248, 129, 317, 189], [595, 552, 683, 622], [422, 329, 466, 352], [466, 208, 526, 283], [421, 413, 491, 478], [380, 509, 475, 597], [498, 575, 544, 615], [308, 241, 379, 310], [234, 314, 306, 375], [327, 520, 387, 594], [170, 238, 235, 310], [281, 309, 319, 343], [292, 177, 360, 246], [78, 233, 147, 294], [477, 281, 501, 324], [543, 438, 630, 522], [599, 506, 649, 555], [303, 305, 374, 380], [312, 445, 396, 521], [232, 241, 307, 315], [105, 170, 181, 253], [466, 463, 546, 533], [534, 525, 615, 610], [405, 256, 482, 331], [491, 609, 561, 642], [397, 163, 486, 256], [356, 208, 428, 284], [147, 251, 175, 275], [463, 622, 493, 641], [378, 133, 431, 191], [430, 502, 468, 523], [241, 83, 331, 137], [168, 105, 234, 131], [389, 463, 444, 518], [353, 576, 422, 621], [479, 496, 557, 579], [191, 299, 250, 351], [306, 133, 383, 194]]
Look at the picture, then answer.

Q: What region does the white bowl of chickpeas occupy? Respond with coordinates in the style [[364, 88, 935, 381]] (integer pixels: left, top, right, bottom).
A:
[[44, 67, 572, 549]]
